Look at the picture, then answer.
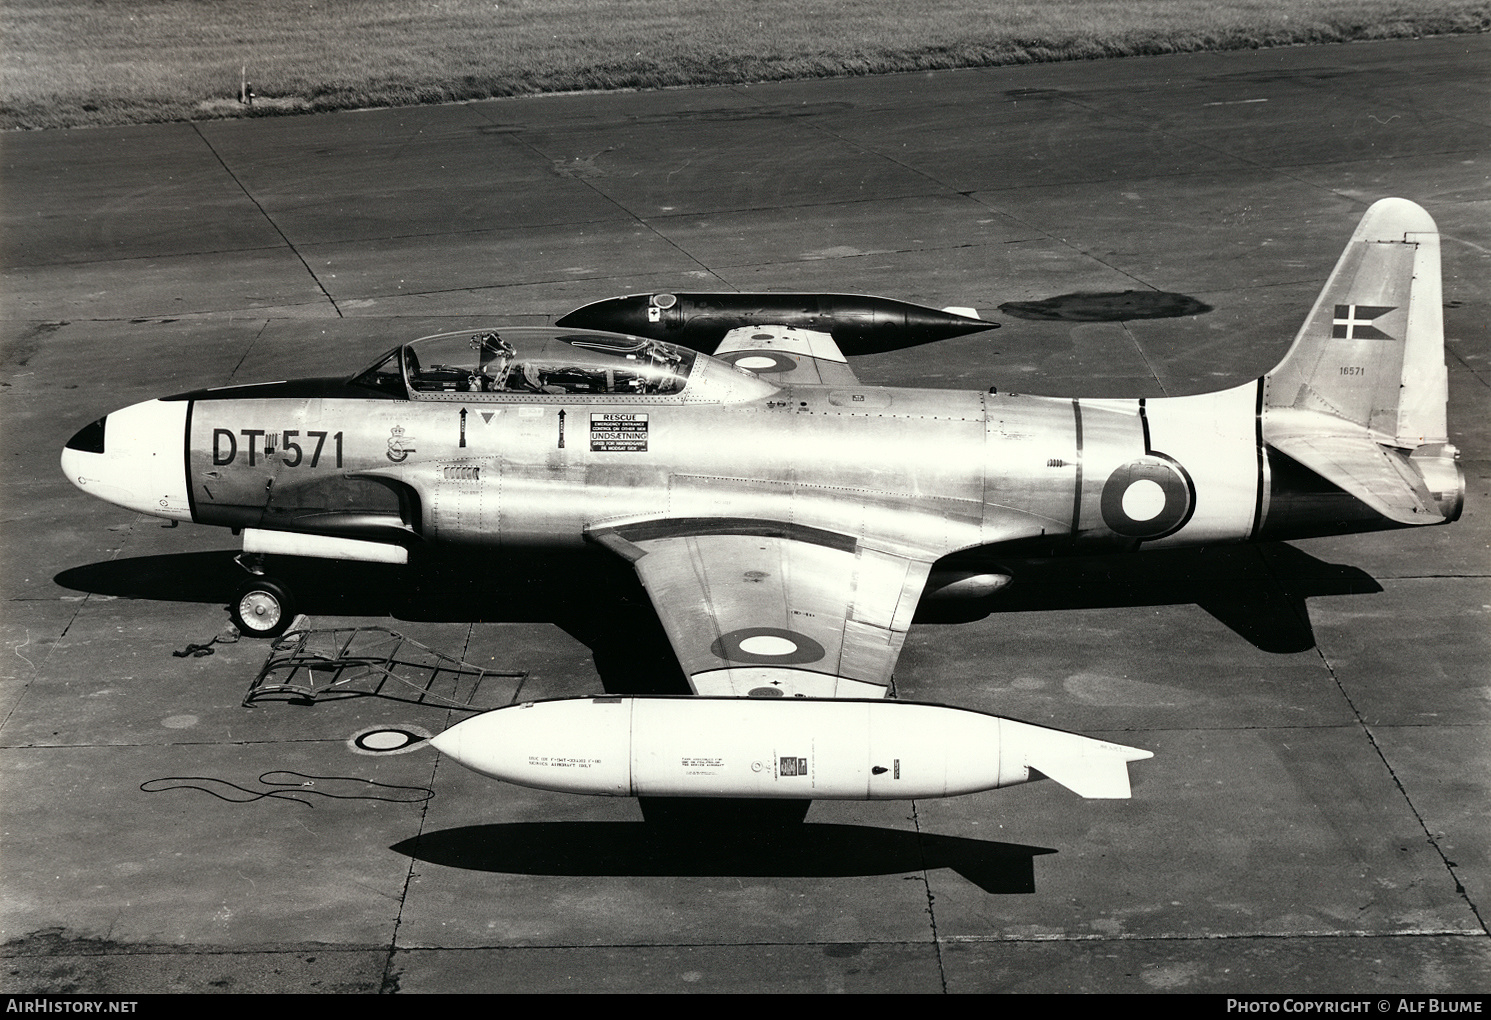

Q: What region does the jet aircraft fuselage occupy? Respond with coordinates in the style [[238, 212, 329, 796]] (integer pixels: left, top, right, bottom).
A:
[[57, 200, 1465, 807]]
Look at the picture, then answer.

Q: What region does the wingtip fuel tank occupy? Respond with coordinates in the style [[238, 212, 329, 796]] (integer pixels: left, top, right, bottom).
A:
[[554, 292, 997, 355], [430, 696, 1152, 802]]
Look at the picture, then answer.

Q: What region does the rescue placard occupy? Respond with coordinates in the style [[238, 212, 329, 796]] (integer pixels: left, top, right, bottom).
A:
[[590, 413, 649, 452]]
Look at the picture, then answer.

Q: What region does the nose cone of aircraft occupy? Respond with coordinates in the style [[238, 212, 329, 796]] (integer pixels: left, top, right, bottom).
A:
[[60, 399, 192, 521]]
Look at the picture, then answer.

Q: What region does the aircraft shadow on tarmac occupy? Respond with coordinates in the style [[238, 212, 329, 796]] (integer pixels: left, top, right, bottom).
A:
[[53, 541, 1381, 677], [392, 820, 1055, 895]]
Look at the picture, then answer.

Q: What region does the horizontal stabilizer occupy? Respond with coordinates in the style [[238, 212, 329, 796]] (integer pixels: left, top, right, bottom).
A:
[[941, 306, 980, 320], [1267, 410, 1444, 525], [714, 325, 859, 385]]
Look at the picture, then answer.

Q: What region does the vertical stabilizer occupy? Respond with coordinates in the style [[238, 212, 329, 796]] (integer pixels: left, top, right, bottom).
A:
[[1261, 200, 1462, 527], [1264, 198, 1447, 447]]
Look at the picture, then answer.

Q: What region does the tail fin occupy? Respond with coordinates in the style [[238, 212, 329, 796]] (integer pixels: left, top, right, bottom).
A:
[[1265, 198, 1446, 444], [1001, 719, 1154, 799], [1262, 199, 1462, 525]]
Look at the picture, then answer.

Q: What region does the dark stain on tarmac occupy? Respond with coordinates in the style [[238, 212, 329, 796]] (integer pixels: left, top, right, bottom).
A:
[[2, 928, 386, 994], [2, 320, 68, 368], [2, 927, 131, 958], [395, 822, 1055, 895], [628, 101, 853, 124], [1005, 88, 1068, 100], [998, 290, 1213, 322], [1204, 68, 1356, 84]]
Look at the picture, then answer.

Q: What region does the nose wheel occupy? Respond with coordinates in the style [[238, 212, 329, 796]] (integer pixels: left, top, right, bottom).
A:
[[231, 578, 296, 639]]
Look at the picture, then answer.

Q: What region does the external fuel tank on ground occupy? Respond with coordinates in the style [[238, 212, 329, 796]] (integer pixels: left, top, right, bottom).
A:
[[430, 696, 1153, 801]]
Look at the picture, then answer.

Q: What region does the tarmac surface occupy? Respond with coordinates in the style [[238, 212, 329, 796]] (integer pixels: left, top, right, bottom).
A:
[[1, 35, 1489, 994]]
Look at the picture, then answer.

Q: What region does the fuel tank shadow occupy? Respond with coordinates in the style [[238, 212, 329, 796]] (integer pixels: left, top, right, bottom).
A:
[[919, 543, 1382, 654], [393, 821, 1055, 895]]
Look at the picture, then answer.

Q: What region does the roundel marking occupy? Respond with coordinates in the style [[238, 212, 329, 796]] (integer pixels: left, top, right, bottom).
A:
[[347, 724, 434, 756], [1100, 455, 1194, 539], [650, 292, 678, 309], [739, 634, 799, 656], [719, 350, 797, 374], [711, 627, 826, 666], [1121, 478, 1167, 522]]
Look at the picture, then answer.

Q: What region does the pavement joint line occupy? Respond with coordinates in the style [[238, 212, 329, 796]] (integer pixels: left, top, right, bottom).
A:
[[292, 215, 648, 246], [940, 929, 1491, 942], [701, 241, 995, 271], [381, 735, 443, 993], [0, 944, 390, 958], [1447, 342, 1491, 390], [0, 566, 104, 753], [1120, 320, 1169, 397], [907, 797, 950, 993], [1443, 233, 1491, 257], [4, 930, 1486, 957], [467, 104, 725, 284], [644, 191, 965, 218], [1311, 642, 1491, 938], [1372, 573, 1491, 579], [391, 939, 944, 950], [188, 121, 343, 319], [4, 246, 301, 271], [227, 318, 271, 383], [954, 194, 1162, 292], [0, 309, 329, 323]]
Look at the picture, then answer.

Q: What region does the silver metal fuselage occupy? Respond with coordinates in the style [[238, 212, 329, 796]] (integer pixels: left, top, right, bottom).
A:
[[172, 377, 1266, 563]]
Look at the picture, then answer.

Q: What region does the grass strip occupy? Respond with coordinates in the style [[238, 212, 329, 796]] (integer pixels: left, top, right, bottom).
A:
[[4, 1, 1488, 130]]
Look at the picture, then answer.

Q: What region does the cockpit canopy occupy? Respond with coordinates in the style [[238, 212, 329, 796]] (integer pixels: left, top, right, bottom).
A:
[[350, 327, 776, 403]]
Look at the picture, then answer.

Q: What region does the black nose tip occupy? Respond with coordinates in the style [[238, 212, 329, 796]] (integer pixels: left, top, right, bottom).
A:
[[65, 416, 107, 454]]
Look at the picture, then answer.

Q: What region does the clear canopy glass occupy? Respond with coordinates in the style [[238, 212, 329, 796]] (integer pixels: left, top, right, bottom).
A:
[[352, 328, 698, 400]]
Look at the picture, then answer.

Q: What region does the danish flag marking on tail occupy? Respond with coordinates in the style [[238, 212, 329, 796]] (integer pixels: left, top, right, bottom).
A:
[[1331, 304, 1396, 340]]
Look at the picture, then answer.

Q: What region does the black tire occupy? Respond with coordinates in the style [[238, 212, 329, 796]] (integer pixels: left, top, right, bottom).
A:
[[230, 579, 296, 639]]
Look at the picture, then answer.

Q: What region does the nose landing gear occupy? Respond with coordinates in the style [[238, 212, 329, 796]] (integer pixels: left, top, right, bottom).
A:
[[231, 579, 296, 639], [230, 554, 297, 639]]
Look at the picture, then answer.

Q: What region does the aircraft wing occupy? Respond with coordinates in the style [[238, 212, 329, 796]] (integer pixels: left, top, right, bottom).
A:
[[588, 522, 932, 699], [711, 326, 861, 386]]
